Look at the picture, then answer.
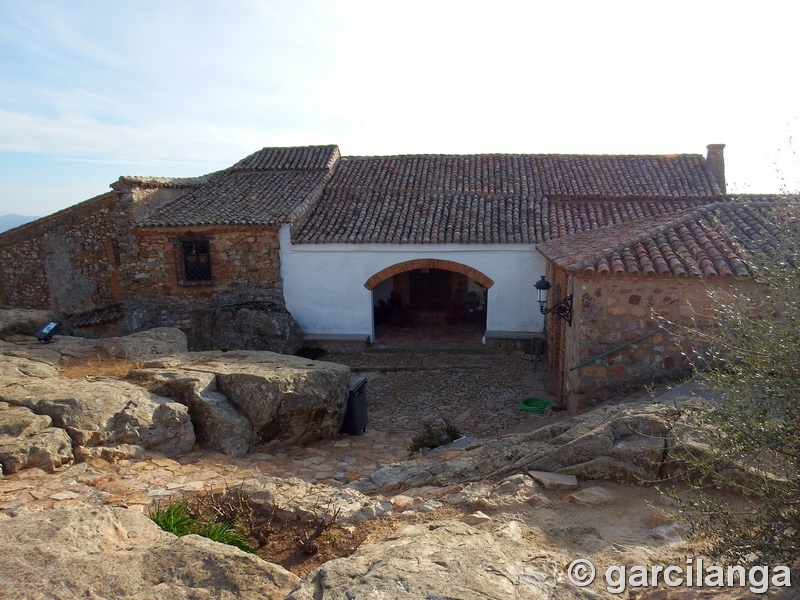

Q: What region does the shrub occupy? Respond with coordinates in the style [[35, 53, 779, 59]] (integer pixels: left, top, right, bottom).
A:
[[408, 420, 461, 453], [662, 199, 800, 565]]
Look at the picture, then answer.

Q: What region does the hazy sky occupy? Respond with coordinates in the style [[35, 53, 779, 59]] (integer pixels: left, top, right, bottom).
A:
[[1, 0, 798, 217]]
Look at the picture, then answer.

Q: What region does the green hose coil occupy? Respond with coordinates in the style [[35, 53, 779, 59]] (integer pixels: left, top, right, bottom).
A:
[[520, 397, 554, 414]]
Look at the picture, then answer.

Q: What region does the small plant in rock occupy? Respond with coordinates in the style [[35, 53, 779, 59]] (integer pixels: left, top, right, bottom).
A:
[[149, 496, 256, 554], [149, 500, 198, 536], [407, 420, 462, 454], [197, 521, 255, 553]]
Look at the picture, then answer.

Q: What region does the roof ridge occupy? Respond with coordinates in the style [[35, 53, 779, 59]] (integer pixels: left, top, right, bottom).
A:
[[339, 152, 705, 160]]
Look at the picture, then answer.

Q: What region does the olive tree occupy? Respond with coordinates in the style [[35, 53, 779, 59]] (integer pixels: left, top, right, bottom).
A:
[[665, 199, 800, 566]]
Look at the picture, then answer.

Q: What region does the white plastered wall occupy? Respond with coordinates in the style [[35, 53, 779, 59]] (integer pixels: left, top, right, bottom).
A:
[[279, 225, 547, 340]]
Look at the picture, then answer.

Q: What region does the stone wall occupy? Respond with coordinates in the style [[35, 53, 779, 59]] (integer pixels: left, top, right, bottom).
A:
[[0, 182, 300, 353], [561, 274, 758, 411], [121, 225, 300, 350], [122, 226, 282, 306], [0, 193, 122, 314]]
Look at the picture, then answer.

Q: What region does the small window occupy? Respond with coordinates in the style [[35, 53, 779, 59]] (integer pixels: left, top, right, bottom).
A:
[[180, 240, 212, 283]]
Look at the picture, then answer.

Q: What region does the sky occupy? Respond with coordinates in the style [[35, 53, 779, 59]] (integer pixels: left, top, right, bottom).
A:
[[1, 0, 799, 218]]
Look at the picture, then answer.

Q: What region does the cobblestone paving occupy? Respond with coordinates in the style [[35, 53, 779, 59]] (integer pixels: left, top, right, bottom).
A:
[[0, 352, 559, 514], [333, 352, 551, 438]]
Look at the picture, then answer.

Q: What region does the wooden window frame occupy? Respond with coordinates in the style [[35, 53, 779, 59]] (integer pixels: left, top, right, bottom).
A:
[[174, 237, 213, 286]]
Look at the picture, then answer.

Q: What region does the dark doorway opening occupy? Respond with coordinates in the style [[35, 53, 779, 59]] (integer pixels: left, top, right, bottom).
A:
[[373, 269, 487, 346]]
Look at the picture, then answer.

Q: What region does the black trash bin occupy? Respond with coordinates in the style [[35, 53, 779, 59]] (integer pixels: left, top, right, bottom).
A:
[[340, 375, 367, 435]]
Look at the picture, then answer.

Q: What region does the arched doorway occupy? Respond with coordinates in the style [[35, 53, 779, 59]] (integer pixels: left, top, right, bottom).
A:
[[365, 259, 494, 345]]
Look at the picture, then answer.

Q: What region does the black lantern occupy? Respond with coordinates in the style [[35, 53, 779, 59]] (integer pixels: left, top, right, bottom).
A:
[[534, 275, 572, 326]]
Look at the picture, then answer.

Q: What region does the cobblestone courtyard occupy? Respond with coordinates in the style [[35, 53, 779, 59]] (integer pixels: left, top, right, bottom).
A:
[[337, 351, 553, 438]]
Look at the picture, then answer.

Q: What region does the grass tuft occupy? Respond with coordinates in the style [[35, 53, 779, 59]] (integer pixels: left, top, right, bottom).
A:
[[198, 521, 255, 553], [149, 499, 255, 553], [150, 500, 197, 536]]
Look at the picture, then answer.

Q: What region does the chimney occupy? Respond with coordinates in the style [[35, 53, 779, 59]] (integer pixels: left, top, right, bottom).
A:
[[706, 143, 726, 194]]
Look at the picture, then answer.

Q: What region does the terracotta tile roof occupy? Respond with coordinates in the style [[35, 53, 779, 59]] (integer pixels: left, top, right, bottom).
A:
[[537, 196, 799, 277], [230, 145, 340, 172], [537, 197, 708, 242], [295, 153, 721, 244], [137, 145, 339, 227]]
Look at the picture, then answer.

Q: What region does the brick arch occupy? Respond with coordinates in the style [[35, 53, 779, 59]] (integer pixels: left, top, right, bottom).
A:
[[364, 259, 494, 290]]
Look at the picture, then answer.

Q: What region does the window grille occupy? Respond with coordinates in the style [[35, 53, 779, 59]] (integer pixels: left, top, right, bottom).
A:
[[181, 240, 212, 282]]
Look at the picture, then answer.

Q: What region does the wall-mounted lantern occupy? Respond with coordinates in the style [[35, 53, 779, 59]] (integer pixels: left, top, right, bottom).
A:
[[534, 275, 572, 326]]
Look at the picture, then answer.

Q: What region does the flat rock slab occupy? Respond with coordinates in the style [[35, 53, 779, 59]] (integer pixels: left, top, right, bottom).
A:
[[0, 354, 58, 382], [42, 327, 188, 361], [563, 485, 616, 505], [0, 506, 300, 599], [287, 519, 603, 599], [238, 475, 393, 526], [528, 471, 579, 490]]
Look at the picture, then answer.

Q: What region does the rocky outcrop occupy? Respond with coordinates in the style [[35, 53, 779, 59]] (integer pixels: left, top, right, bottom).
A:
[[0, 378, 195, 459], [0, 329, 351, 465], [350, 400, 689, 493], [445, 473, 551, 509], [288, 519, 603, 600], [0, 308, 52, 338], [32, 327, 189, 361], [0, 402, 73, 474], [193, 300, 304, 354], [130, 368, 253, 456], [236, 475, 393, 526], [0, 353, 59, 382], [0, 506, 301, 599], [136, 350, 350, 450]]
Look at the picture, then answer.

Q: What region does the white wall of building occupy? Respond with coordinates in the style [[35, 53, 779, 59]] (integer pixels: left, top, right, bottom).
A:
[[279, 226, 547, 340]]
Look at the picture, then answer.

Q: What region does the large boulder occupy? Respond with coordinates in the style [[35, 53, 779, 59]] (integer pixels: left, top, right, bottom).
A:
[[0, 506, 300, 599], [139, 351, 350, 449], [129, 368, 253, 457], [0, 401, 73, 474], [93, 327, 189, 361], [193, 300, 304, 354], [288, 519, 603, 599], [0, 377, 195, 458]]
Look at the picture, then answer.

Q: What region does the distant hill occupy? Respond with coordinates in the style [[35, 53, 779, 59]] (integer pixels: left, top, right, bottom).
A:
[[0, 214, 39, 233]]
